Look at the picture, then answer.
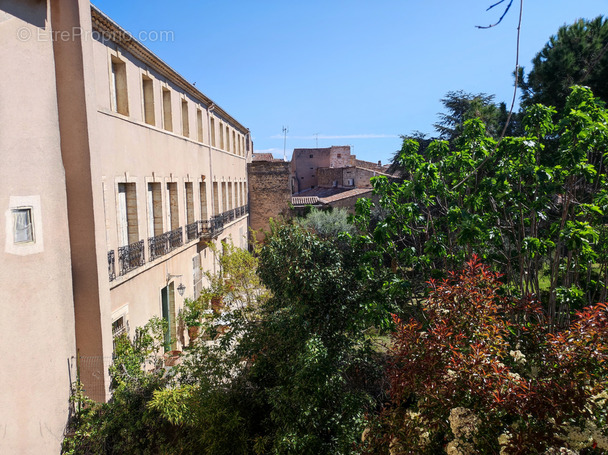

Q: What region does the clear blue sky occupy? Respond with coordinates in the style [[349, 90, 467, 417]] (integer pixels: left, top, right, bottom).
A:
[[92, 1, 606, 164]]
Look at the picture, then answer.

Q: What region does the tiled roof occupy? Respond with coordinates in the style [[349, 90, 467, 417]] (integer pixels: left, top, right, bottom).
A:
[[292, 196, 320, 206], [319, 188, 372, 203]]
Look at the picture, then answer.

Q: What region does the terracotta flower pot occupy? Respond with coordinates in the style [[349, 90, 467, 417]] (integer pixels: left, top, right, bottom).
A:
[[211, 295, 224, 313], [188, 326, 200, 343], [164, 350, 181, 367]]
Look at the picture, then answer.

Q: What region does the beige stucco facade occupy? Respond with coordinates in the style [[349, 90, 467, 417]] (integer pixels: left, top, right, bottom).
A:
[[0, 1, 251, 452], [0, 3, 77, 453]]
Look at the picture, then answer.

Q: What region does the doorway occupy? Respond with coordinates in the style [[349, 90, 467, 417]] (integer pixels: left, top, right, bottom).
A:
[[161, 282, 176, 351]]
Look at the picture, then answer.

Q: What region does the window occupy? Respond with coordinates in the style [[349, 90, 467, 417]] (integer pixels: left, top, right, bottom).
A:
[[166, 182, 179, 230], [147, 182, 163, 237], [185, 182, 194, 224], [210, 117, 216, 147], [232, 131, 236, 154], [196, 109, 204, 142], [221, 182, 227, 213], [111, 56, 129, 116], [6, 196, 44, 255], [117, 183, 138, 246], [309, 154, 313, 158], [219, 122, 224, 149], [12, 208, 33, 243], [193, 254, 202, 298], [227, 182, 233, 210], [181, 99, 189, 137], [142, 75, 155, 125], [226, 126, 230, 151], [212, 182, 220, 216], [162, 87, 172, 131], [112, 316, 128, 340], [200, 181, 208, 220]]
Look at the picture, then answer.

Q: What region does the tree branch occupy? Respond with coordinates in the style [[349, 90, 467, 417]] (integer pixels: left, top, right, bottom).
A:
[[453, 0, 523, 190], [476, 0, 514, 29]]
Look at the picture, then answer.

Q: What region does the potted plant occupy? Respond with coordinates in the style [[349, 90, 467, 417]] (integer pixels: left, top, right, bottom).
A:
[[181, 298, 205, 343]]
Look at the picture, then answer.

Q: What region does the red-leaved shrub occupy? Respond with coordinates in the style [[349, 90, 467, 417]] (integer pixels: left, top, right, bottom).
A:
[[364, 256, 608, 455]]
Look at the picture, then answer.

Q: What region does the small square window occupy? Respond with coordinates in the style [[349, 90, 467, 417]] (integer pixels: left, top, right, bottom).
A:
[[309, 154, 313, 158], [337, 154, 341, 158], [13, 208, 34, 243]]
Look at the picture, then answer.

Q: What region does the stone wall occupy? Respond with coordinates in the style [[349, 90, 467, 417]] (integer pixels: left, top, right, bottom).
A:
[[355, 158, 388, 173], [328, 145, 352, 168], [317, 167, 343, 187], [291, 145, 352, 193], [317, 166, 377, 188], [248, 160, 291, 240]]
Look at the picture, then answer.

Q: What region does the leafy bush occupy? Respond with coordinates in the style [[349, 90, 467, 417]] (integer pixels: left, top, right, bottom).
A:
[[363, 256, 608, 454], [301, 207, 356, 238]]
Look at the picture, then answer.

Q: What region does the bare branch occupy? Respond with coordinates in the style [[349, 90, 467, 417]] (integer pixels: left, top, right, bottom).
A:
[[476, 0, 514, 29]]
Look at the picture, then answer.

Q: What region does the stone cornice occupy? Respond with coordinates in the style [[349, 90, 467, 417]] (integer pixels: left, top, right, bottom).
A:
[[91, 5, 249, 134]]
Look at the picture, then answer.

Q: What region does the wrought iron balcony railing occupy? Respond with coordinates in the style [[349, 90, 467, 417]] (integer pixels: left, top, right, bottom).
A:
[[186, 221, 199, 242], [168, 227, 183, 250], [108, 250, 116, 282], [118, 240, 145, 276], [195, 207, 248, 241], [149, 233, 169, 261]]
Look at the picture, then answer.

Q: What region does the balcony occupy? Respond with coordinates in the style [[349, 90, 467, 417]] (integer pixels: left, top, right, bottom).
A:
[[186, 221, 199, 242], [118, 240, 145, 276], [149, 233, 169, 261], [141, 206, 249, 265], [168, 227, 183, 250]]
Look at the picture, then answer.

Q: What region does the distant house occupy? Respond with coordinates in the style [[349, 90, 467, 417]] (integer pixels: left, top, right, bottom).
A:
[[289, 145, 394, 213]]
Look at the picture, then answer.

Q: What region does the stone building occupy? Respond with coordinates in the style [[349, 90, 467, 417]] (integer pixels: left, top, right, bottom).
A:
[[248, 154, 291, 240], [0, 1, 250, 453], [291, 145, 352, 193], [290, 145, 393, 213]]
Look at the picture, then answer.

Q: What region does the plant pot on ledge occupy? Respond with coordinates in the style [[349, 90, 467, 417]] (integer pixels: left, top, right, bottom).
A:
[[211, 295, 224, 313], [188, 325, 200, 344], [164, 350, 182, 367]]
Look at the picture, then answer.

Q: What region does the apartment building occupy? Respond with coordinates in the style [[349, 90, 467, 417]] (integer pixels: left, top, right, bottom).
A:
[[0, 1, 250, 453]]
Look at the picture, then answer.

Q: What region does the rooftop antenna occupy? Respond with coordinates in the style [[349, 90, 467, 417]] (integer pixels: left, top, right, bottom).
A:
[[282, 125, 289, 161], [314, 132, 319, 148]]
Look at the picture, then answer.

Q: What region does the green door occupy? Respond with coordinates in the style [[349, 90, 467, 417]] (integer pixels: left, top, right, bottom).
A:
[[161, 286, 171, 351], [161, 283, 176, 352]]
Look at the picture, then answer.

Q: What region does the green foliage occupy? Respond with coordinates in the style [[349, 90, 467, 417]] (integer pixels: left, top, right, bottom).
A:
[[521, 16, 608, 111], [62, 319, 180, 455], [64, 232, 385, 454], [363, 257, 608, 454], [434, 90, 512, 140], [300, 207, 355, 239], [356, 86, 608, 325]]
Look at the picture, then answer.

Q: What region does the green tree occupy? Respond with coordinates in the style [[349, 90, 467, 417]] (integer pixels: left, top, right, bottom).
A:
[[434, 90, 511, 140], [70, 228, 388, 455], [356, 86, 608, 326], [521, 15, 608, 110]]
